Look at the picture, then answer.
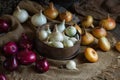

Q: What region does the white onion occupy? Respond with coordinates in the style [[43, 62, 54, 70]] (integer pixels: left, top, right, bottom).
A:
[[49, 25, 64, 42], [51, 41, 64, 48], [38, 30, 48, 41], [63, 39, 74, 47], [65, 26, 77, 37], [69, 37, 78, 44], [66, 60, 78, 70], [31, 10, 47, 27], [57, 20, 66, 32], [13, 7, 29, 23]]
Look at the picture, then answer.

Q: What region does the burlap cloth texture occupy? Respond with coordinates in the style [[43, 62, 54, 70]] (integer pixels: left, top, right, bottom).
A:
[[73, 0, 120, 22], [0, 15, 24, 47], [2, 0, 118, 80]]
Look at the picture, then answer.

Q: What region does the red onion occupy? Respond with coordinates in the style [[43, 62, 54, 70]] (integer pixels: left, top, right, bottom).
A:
[[0, 19, 10, 33], [17, 49, 36, 65], [19, 33, 32, 50], [3, 56, 18, 71], [0, 73, 7, 80], [3, 42, 18, 56], [35, 57, 49, 73]]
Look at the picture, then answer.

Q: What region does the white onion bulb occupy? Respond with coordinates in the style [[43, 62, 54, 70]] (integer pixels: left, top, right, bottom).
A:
[[66, 60, 78, 70], [31, 10, 47, 26], [69, 37, 78, 44], [57, 20, 66, 32], [65, 26, 77, 37], [51, 41, 64, 48], [49, 25, 64, 42], [63, 39, 74, 47], [38, 30, 48, 41], [13, 6, 29, 23]]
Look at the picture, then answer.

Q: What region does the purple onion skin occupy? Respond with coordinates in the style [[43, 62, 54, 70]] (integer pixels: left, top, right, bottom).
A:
[[0, 19, 10, 33], [3, 42, 18, 56], [17, 49, 36, 65], [0, 73, 7, 80], [35, 58, 49, 73], [3, 56, 18, 71], [19, 33, 33, 50]]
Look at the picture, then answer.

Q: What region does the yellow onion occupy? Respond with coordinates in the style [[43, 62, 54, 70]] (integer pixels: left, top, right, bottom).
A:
[[59, 11, 73, 22], [44, 2, 58, 20], [82, 15, 94, 28], [99, 14, 116, 30], [74, 24, 82, 34], [115, 42, 120, 52], [92, 26, 107, 38], [98, 37, 111, 51], [44, 2, 58, 19], [81, 32, 94, 45]]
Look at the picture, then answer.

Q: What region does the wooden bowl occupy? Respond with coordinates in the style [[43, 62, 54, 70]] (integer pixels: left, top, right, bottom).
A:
[[35, 22, 81, 60]]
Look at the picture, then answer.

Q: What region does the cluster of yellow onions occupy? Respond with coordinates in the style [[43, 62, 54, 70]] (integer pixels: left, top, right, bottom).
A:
[[81, 14, 116, 52], [80, 14, 117, 63], [43, 2, 73, 22]]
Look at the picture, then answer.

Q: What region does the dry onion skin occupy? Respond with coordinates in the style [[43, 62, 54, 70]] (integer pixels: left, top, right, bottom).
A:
[[82, 15, 94, 28], [115, 42, 120, 52], [92, 27, 107, 38], [99, 14, 116, 30], [44, 2, 58, 20], [81, 32, 95, 45], [98, 37, 111, 52], [59, 11, 73, 22], [74, 24, 82, 35]]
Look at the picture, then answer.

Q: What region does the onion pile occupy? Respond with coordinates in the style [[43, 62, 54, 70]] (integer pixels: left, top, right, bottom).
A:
[[38, 23, 80, 48], [1, 33, 49, 74]]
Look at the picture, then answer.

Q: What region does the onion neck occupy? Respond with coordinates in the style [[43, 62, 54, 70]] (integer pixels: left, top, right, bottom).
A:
[[17, 6, 21, 12], [90, 24, 94, 28], [54, 24, 59, 33], [49, 2, 55, 10], [107, 14, 110, 19], [39, 10, 43, 16]]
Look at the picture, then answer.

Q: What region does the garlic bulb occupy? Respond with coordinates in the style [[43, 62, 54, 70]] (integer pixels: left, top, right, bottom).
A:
[[69, 37, 78, 44], [13, 6, 29, 23], [51, 41, 64, 48], [49, 25, 64, 42], [63, 39, 74, 47], [66, 60, 78, 70], [38, 30, 48, 41], [57, 20, 66, 32], [31, 10, 47, 26], [65, 26, 77, 37]]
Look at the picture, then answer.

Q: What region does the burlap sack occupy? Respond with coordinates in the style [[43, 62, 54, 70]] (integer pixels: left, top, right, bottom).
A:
[[73, 0, 120, 22], [0, 15, 24, 47], [18, 0, 44, 15]]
